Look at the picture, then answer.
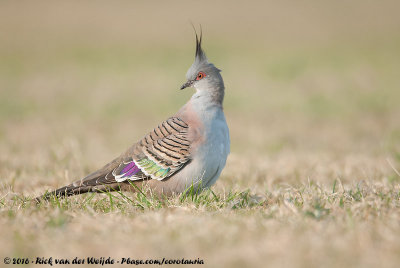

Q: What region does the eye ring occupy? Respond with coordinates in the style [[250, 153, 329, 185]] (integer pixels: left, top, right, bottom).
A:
[[196, 71, 206, 80]]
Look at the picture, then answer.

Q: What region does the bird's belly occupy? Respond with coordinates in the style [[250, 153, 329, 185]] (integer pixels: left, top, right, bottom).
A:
[[188, 118, 230, 188]]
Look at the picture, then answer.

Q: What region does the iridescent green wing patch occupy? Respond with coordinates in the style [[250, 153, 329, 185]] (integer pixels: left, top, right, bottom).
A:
[[136, 158, 171, 180]]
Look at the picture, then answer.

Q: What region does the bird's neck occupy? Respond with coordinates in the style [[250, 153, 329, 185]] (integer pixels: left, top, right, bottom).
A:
[[192, 83, 225, 108]]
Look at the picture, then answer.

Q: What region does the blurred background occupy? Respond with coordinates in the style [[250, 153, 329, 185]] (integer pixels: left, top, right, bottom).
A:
[[1, 0, 399, 189], [1, 1, 400, 267]]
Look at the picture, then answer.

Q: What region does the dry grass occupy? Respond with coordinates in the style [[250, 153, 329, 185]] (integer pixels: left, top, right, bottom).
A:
[[1, 1, 400, 267]]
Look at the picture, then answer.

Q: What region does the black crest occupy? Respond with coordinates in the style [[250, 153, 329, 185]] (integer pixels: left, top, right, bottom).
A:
[[193, 25, 207, 62]]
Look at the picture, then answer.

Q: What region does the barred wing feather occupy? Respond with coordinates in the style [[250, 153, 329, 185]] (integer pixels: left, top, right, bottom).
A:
[[114, 117, 191, 182]]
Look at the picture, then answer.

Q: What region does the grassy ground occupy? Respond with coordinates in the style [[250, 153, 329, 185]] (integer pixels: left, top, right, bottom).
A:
[[1, 1, 400, 267]]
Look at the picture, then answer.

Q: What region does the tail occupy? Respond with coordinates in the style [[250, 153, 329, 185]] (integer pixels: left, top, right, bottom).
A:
[[34, 181, 122, 203]]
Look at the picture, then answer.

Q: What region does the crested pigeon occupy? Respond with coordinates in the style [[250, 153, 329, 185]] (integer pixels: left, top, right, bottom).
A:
[[35, 31, 230, 202]]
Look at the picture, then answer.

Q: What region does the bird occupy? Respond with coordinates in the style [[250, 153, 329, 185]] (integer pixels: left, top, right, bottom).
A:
[[35, 29, 230, 202]]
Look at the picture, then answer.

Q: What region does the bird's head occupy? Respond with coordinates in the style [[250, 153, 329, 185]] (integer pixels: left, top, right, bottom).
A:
[[180, 29, 224, 96]]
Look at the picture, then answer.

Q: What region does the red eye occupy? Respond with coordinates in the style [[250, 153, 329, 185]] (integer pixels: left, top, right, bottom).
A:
[[196, 71, 206, 80]]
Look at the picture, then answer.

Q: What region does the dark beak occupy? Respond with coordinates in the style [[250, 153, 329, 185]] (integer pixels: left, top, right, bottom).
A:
[[180, 80, 194, 90]]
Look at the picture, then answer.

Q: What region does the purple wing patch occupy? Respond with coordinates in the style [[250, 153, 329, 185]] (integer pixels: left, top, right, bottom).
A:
[[121, 162, 135, 174], [113, 161, 142, 182], [120, 162, 140, 178]]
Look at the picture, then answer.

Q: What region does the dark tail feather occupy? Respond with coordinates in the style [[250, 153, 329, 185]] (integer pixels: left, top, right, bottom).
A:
[[34, 183, 121, 203]]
